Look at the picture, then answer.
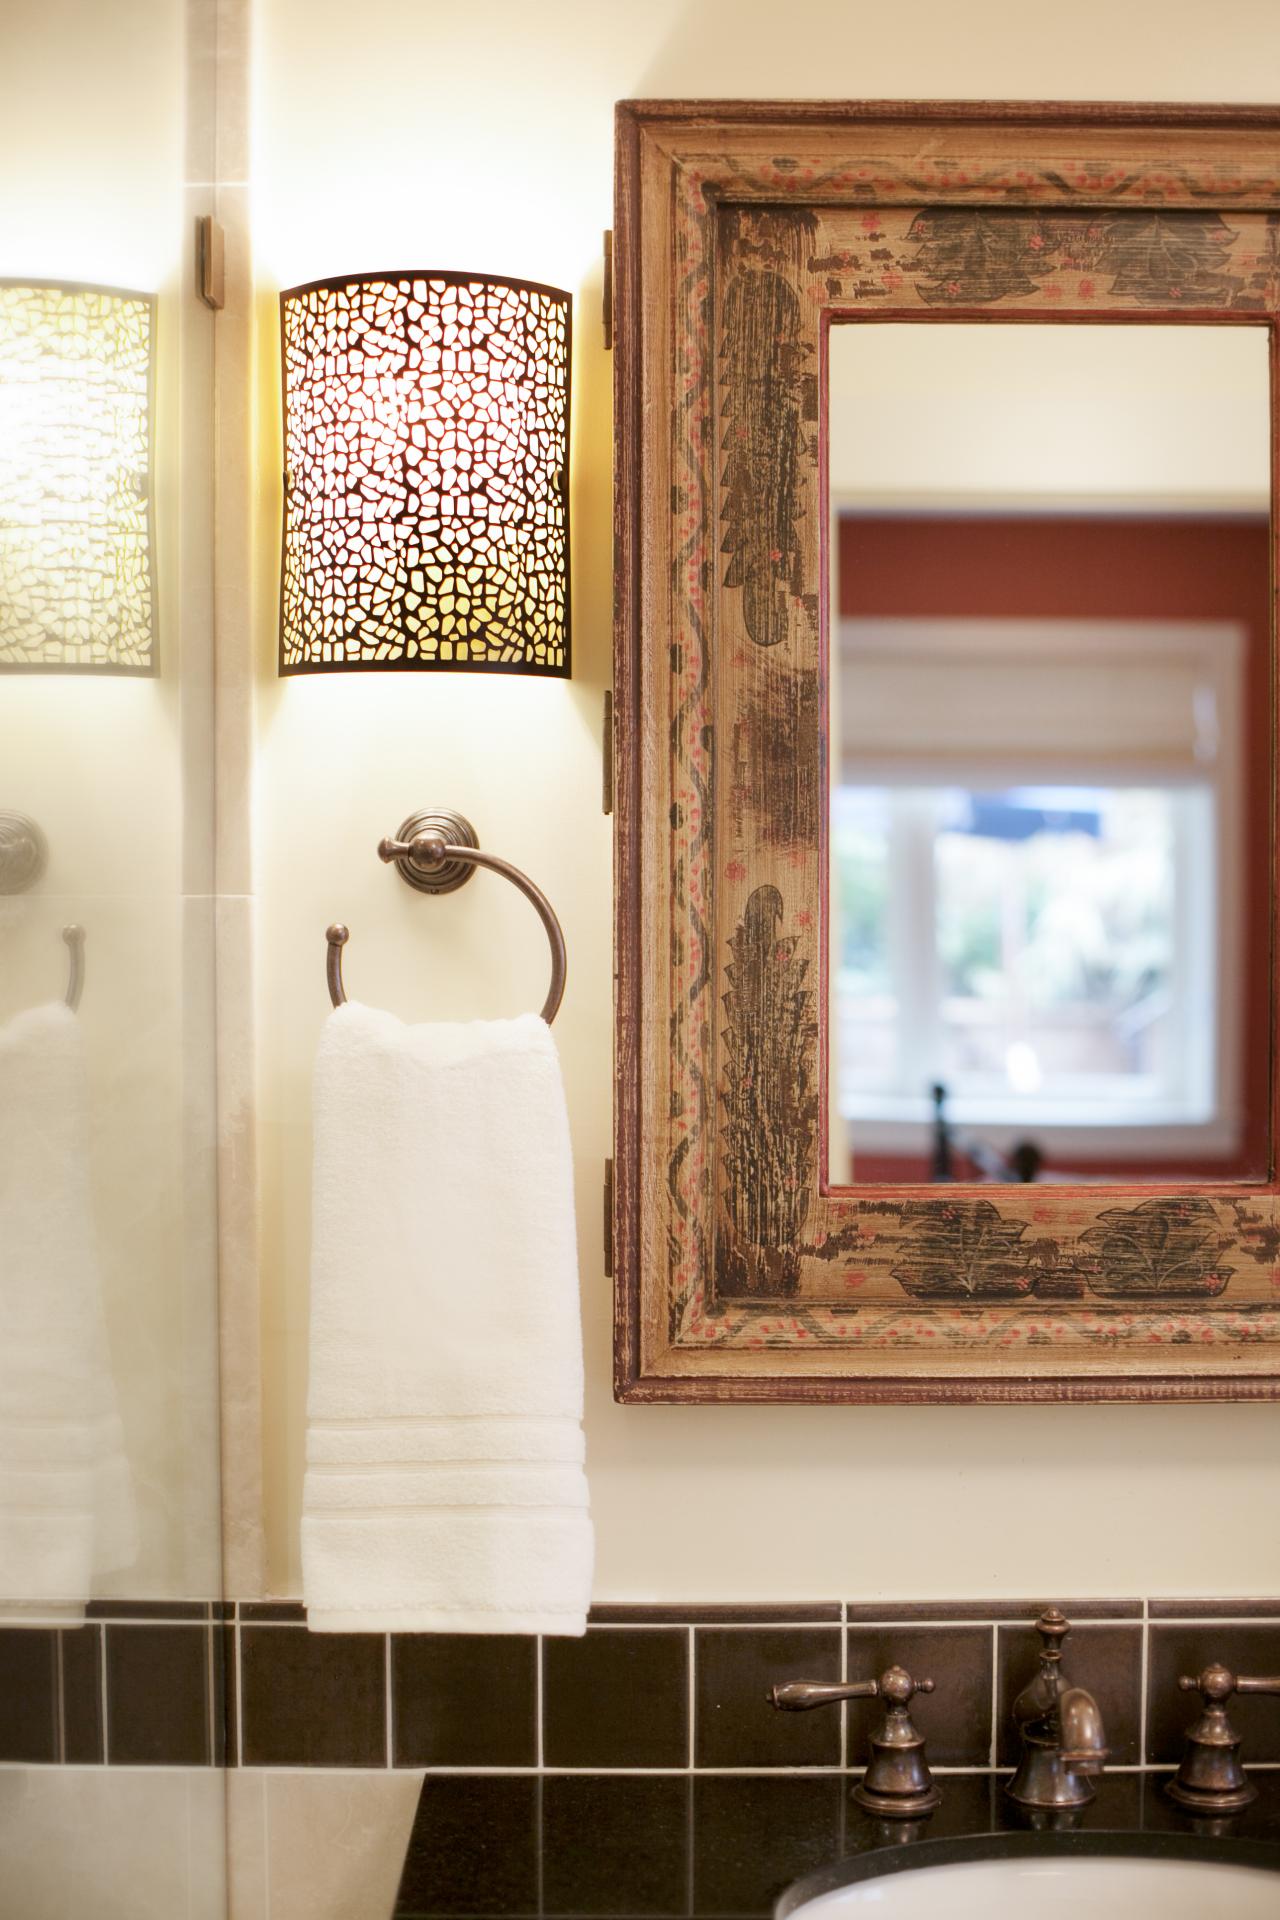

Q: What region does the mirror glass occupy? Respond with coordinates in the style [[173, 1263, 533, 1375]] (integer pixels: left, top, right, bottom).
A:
[[827, 323, 1271, 1186]]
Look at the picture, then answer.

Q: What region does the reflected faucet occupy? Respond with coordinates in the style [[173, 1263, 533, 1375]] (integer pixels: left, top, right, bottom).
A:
[[1006, 1608, 1109, 1811]]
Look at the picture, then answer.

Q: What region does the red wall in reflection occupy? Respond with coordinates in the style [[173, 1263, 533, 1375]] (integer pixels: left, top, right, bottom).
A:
[[835, 514, 1272, 1183]]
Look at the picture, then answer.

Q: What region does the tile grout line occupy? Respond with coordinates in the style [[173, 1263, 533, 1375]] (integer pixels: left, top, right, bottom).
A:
[[3, 1758, 1279, 1778], [989, 1624, 999, 1770], [536, 1636, 545, 1771], [687, 1626, 696, 1772], [235, 1622, 244, 1768]]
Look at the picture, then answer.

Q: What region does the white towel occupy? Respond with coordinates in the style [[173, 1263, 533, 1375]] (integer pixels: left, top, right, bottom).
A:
[[0, 1002, 137, 1611], [301, 1001, 593, 1634]]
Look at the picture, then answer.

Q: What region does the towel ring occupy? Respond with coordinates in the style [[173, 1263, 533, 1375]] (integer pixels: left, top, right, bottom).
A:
[[325, 808, 567, 1025], [63, 926, 84, 1011]]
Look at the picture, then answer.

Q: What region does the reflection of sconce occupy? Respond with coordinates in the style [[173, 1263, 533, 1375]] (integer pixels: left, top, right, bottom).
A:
[[279, 271, 571, 676], [0, 282, 155, 674]]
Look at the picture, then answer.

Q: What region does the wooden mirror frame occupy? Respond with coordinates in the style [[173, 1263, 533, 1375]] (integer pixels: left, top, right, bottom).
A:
[[612, 99, 1280, 1404]]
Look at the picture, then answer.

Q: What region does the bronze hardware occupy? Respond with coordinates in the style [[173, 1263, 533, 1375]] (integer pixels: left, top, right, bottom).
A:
[[1166, 1662, 1280, 1814], [1005, 1607, 1109, 1811], [603, 1158, 614, 1278], [62, 925, 84, 1011], [602, 229, 613, 350], [326, 808, 567, 1024], [196, 215, 226, 311], [0, 811, 47, 894], [770, 1664, 941, 1817], [379, 808, 480, 896]]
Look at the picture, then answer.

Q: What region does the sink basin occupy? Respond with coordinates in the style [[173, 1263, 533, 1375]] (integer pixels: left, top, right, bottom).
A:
[[781, 1849, 1279, 1919]]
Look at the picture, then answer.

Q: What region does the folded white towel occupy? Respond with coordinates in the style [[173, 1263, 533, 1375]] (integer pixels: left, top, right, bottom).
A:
[[0, 1002, 137, 1611], [301, 1002, 593, 1634]]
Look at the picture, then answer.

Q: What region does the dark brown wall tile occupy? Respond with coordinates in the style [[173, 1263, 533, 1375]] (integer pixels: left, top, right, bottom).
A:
[[239, 1602, 307, 1622], [0, 1629, 58, 1763], [845, 1626, 993, 1768], [240, 1626, 385, 1767], [87, 1600, 210, 1620], [213, 1626, 233, 1767], [846, 1600, 1142, 1622], [60, 1626, 103, 1764], [394, 1775, 538, 1916], [692, 1776, 842, 1915], [588, 1604, 840, 1624], [1148, 1624, 1280, 1765], [996, 1623, 1142, 1767], [695, 1628, 841, 1769], [105, 1626, 210, 1766], [1150, 1600, 1280, 1620], [543, 1628, 687, 1769], [393, 1634, 536, 1768], [542, 1776, 688, 1916]]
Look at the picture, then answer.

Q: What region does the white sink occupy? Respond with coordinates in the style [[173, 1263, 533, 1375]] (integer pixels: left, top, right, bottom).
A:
[[785, 1854, 1278, 1919]]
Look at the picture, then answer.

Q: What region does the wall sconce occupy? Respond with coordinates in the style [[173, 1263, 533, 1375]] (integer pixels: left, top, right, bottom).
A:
[[0, 281, 155, 674], [279, 270, 571, 676]]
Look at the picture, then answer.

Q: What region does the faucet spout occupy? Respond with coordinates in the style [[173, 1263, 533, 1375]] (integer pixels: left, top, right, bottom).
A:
[[1005, 1611, 1109, 1811], [1057, 1685, 1110, 1773]]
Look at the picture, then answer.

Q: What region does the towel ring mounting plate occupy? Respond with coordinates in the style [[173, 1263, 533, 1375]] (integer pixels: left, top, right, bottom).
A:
[[378, 809, 479, 895]]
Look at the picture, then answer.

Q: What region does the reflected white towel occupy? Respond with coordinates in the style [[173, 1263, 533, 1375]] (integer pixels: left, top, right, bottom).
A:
[[302, 1002, 593, 1634], [0, 1003, 137, 1610]]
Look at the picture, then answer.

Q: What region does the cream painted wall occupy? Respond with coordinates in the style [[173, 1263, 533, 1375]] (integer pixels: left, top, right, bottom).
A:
[[251, 0, 1280, 1600]]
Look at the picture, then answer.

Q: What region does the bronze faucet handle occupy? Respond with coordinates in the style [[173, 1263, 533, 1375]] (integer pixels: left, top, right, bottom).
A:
[[769, 1676, 878, 1712], [768, 1667, 942, 1817], [1167, 1663, 1280, 1815], [877, 1665, 935, 1706], [1179, 1664, 1280, 1704], [769, 1666, 934, 1713], [856, 1668, 941, 1818]]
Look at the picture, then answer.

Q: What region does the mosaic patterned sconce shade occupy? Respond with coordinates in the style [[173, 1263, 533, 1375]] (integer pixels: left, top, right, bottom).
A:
[[279, 271, 571, 675], [0, 281, 155, 673]]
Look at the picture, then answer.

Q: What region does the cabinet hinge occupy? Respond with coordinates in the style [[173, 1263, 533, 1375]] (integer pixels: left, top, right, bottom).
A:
[[196, 215, 226, 311], [602, 229, 614, 351], [603, 1158, 614, 1278], [602, 689, 614, 815]]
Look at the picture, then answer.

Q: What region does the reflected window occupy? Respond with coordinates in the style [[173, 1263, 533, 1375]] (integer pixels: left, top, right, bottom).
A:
[[834, 782, 1211, 1125]]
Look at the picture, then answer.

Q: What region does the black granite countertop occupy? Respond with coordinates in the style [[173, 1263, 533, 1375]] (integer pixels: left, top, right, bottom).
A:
[[392, 1770, 1280, 1919]]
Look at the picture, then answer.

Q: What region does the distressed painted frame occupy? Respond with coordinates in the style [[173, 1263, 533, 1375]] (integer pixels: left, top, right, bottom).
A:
[[613, 100, 1280, 1403]]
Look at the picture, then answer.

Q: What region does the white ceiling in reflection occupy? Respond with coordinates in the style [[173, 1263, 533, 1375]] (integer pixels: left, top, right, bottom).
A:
[[828, 323, 1270, 512]]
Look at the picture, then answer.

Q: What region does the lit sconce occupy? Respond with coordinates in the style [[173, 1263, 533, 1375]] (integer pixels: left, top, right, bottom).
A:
[[0, 281, 155, 673], [279, 271, 571, 675]]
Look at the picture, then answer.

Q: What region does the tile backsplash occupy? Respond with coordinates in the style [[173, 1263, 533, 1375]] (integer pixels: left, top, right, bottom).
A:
[[2, 1599, 1279, 1772]]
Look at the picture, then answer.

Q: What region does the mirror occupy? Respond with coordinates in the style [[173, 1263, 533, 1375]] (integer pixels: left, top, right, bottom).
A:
[[828, 322, 1272, 1187], [615, 99, 1280, 1403]]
